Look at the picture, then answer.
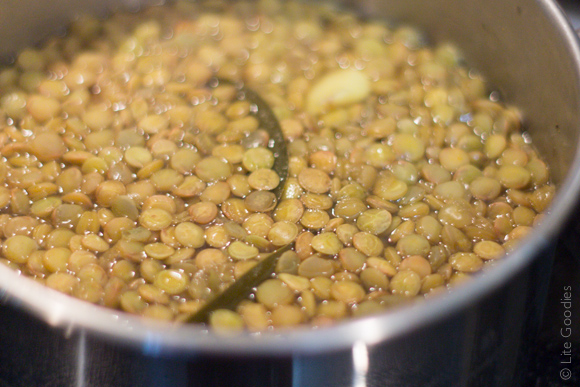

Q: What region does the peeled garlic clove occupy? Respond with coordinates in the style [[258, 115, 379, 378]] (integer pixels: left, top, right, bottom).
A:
[[306, 69, 371, 115]]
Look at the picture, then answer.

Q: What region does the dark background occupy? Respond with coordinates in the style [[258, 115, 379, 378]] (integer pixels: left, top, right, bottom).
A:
[[530, 3, 580, 386], [526, 221, 580, 386]]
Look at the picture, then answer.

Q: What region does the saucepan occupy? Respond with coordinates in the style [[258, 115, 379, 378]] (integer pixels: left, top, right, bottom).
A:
[[0, 0, 579, 386]]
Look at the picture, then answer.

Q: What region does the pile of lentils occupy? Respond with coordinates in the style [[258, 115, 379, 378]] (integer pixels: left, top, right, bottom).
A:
[[0, 0, 555, 331]]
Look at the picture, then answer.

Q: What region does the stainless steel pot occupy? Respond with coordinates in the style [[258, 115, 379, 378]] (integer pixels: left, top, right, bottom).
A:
[[1, 0, 580, 386]]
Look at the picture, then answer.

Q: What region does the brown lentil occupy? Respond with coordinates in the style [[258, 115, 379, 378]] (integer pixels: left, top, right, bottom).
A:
[[298, 168, 331, 194]]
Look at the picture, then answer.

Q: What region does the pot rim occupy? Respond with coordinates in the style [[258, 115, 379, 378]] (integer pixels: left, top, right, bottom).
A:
[[1, 0, 580, 356]]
